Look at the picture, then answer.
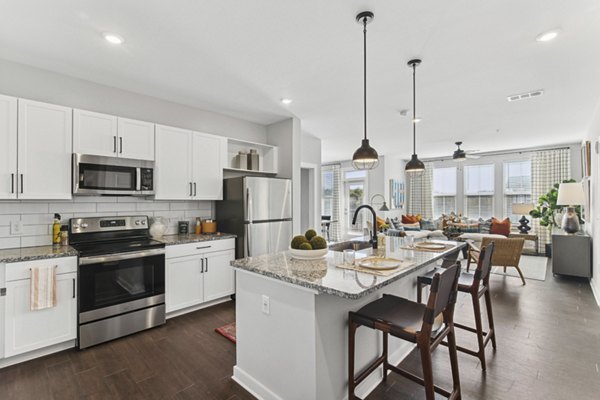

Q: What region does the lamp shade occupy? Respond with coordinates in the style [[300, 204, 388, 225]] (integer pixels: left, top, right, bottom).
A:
[[556, 182, 585, 205], [512, 203, 534, 215]]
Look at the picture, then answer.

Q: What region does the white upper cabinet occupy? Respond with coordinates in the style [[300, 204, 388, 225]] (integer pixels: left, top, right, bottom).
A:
[[73, 110, 155, 161], [154, 126, 226, 200], [155, 124, 193, 200], [192, 132, 226, 200], [117, 117, 155, 161], [17, 99, 72, 200], [73, 109, 118, 157], [0, 95, 17, 200]]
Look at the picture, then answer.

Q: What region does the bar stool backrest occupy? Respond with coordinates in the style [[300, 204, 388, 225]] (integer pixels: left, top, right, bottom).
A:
[[474, 242, 495, 284], [424, 263, 461, 327]]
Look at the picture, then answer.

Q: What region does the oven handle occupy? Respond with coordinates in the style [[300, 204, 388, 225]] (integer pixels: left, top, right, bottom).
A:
[[79, 248, 166, 265]]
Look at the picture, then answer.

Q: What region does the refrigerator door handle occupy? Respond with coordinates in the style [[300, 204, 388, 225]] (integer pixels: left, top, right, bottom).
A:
[[246, 187, 253, 257]]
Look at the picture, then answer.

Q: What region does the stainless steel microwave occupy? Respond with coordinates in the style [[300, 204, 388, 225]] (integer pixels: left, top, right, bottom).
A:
[[73, 154, 155, 196]]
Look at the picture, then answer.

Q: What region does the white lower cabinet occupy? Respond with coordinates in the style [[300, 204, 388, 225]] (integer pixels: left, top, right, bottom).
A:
[[3, 257, 77, 358], [166, 240, 235, 314]]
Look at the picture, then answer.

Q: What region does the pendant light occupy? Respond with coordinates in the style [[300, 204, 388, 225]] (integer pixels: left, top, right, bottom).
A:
[[405, 59, 425, 175], [352, 11, 379, 170]]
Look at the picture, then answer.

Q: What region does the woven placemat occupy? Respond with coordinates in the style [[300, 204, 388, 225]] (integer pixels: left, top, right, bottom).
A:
[[336, 258, 416, 276], [401, 243, 457, 253]]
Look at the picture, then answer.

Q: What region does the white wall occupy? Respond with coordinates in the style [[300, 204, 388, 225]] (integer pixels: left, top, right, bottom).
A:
[[301, 133, 322, 230], [585, 100, 600, 305], [0, 58, 267, 142]]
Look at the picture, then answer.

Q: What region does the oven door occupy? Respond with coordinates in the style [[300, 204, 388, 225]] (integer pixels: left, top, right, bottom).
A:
[[78, 249, 165, 323]]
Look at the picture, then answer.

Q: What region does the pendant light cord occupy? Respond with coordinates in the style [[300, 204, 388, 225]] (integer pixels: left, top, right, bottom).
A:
[[363, 17, 367, 141], [412, 63, 416, 155]]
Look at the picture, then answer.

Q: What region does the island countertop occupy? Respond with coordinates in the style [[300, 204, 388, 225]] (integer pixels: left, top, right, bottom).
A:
[[232, 239, 465, 299]]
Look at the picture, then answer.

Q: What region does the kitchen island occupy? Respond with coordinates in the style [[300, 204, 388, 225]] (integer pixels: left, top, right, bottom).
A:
[[231, 238, 464, 400]]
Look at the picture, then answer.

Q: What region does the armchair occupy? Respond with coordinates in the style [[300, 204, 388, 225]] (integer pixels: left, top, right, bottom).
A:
[[467, 237, 526, 285]]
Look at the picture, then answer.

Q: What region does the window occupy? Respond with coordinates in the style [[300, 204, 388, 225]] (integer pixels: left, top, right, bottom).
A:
[[322, 170, 334, 216], [344, 170, 367, 233], [504, 160, 532, 222], [432, 167, 457, 216], [464, 164, 494, 219]]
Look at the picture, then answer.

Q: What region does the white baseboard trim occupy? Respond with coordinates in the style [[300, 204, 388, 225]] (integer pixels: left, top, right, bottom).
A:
[[166, 296, 232, 319], [233, 366, 284, 400], [0, 340, 75, 369], [591, 279, 600, 307]]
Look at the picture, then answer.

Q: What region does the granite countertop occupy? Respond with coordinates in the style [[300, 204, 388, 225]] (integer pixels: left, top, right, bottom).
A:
[[157, 233, 236, 246], [0, 245, 79, 264], [232, 239, 465, 300]]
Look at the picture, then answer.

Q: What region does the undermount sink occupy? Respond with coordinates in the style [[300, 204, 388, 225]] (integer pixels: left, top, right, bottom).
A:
[[328, 240, 372, 252]]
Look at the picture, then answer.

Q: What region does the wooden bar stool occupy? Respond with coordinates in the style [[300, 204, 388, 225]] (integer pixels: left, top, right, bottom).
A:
[[348, 263, 462, 400], [417, 242, 496, 370]]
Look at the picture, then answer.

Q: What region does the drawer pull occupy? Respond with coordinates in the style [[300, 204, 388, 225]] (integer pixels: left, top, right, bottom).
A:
[[196, 245, 211, 250]]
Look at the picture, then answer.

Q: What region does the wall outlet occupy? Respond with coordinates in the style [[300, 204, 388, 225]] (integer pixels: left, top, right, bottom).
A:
[[10, 220, 23, 235], [261, 295, 270, 315]]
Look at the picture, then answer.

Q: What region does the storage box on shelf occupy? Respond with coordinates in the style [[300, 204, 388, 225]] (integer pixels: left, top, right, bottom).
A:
[[225, 138, 278, 175]]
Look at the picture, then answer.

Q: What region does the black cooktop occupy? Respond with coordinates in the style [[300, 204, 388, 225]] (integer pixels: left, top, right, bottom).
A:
[[71, 238, 165, 258]]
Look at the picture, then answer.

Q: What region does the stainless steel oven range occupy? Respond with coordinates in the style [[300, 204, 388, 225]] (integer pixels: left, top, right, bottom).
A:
[[69, 216, 165, 349]]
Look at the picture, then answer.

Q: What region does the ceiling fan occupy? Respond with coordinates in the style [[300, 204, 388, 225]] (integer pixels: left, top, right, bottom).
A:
[[452, 141, 480, 161]]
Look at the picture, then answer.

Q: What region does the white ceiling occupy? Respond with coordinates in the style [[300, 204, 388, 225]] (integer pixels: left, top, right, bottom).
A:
[[1, 0, 599, 162]]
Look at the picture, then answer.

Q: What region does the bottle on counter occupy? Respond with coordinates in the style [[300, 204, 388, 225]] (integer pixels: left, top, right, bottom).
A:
[[60, 225, 69, 246], [52, 213, 61, 246], [195, 217, 202, 235]]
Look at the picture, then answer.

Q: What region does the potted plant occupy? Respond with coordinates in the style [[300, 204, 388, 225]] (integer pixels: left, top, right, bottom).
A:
[[529, 178, 583, 256]]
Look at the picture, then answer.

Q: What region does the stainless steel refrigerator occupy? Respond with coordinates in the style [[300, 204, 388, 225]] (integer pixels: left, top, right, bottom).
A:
[[216, 177, 292, 259]]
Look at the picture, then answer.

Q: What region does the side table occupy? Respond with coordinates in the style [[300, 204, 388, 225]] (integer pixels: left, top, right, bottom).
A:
[[551, 234, 592, 278], [509, 233, 539, 256]]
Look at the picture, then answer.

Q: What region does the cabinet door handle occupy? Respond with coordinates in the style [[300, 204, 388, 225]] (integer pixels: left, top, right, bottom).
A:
[[72, 278, 76, 299], [201, 257, 204, 273], [0, 288, 6, 297], [119, 137, 123, 154], [11, 173, 14, 194], [113, 136, 117, 153], [193, 182, 197, 197], [205, 257, 208, 272], [20, 174, 23, 193], [189, 182, 193, 196]]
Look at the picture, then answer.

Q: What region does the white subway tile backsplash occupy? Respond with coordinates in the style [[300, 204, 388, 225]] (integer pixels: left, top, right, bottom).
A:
[[0, 198, 214, 250], [97, 203, 137, 212]]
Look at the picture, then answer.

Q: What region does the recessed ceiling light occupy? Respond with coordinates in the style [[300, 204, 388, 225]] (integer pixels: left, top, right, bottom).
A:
[[280, 98, 293, 105], [103, 32, 124, 45], [536, 29, 560, 42]]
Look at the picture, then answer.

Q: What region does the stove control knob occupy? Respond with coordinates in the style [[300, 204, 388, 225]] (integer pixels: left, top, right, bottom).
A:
[[81, 223, 88, 229], [135, 220, 141, 225], [72, 224, 79, 229], [141, 220, 146, 225]]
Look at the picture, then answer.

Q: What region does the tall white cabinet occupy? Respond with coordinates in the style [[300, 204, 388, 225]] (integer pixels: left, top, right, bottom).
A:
[[155, 125, 226, 200], [73, 109, 155, 161], [17, 99, 73, 200], [0, 95, 17, 200]]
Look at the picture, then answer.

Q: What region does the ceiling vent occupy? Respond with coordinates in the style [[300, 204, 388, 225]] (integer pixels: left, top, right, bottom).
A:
[[507, 89, 544, 102]]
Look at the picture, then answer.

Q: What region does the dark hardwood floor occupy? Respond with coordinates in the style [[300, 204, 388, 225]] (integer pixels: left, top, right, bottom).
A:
[[1, 261, 599, 399]]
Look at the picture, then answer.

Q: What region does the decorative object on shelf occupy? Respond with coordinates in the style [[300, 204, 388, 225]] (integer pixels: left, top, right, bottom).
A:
[[351, 11, 379, 170], [581, 140, 592, 177], [235, 151, 248, 169], [452, 141, 480, 161], [405, 59, 425, 176], [530, 179, 582, 230], [556, 181, 585, 234], [389, 179, 404, 209], [178, 221, 189, 235], [149, 217, 168, 238], [369, 193, 389, 211], [247, 149, 259, 171], [512, 203, 534, 233]]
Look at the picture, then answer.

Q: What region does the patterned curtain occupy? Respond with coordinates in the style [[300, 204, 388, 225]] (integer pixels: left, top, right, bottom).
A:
[[531, 148, 570, 253], [322, 164, 342, 242], [407, 162, 434, 220]]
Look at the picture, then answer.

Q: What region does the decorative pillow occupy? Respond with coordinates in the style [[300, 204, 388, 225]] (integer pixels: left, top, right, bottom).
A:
[[420, 219, 436, 231], [401, 222, 421, 231], [490, 217, 511, 236], [402, 214, 419, 224], [479, 218, 493, 234]]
